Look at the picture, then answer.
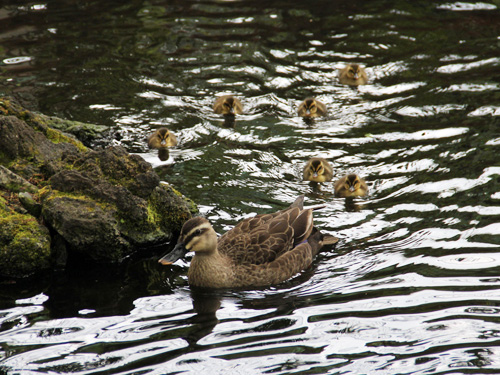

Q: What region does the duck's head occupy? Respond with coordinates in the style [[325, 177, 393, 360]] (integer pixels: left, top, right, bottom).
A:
[[159, 217, 217, 265], [300, 98, 320, 117], [342, 174, 364, 194], [345, 64, 363, 81], [306, 159, 328, 180]]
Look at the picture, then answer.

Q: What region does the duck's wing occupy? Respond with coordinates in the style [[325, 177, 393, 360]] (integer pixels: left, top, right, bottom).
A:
[[316, 101, 327, 115], [233, 98, 243, 114], [220, 196, 304, 242], [231, 230, 325, 287], [218, 223, 294, 265], [218, 206, 315, 265], [147, 132, 159, 148]]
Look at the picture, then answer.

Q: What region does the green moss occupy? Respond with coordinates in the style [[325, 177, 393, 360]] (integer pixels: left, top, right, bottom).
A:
[[41, 188, 112, 212], [116, 201, 164, 244], [0, 196, 7, 211], [0, 98, 46, 132], [45, 127, 87, 152], [38, 186, 51, 200], [1, 96, 87, 154], [160, 182, 198, 215], [0, 207, 51, 277], [43, 115, 109, 139], [146, 202, 160, 225], [148, 185, 193, 229]]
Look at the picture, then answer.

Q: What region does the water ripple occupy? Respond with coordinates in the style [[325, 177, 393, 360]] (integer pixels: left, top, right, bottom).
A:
[[2, 0, 500, 374]]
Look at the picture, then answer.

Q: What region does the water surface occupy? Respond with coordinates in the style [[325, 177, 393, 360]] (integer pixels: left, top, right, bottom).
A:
[[1, 0, 500, 373]]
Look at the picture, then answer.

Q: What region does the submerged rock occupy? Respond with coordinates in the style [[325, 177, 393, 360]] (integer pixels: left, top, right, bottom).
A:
[[0, 97, 196, 278]]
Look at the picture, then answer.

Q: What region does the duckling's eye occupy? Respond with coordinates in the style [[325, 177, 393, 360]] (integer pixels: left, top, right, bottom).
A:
[[195, 229, 202, 236]]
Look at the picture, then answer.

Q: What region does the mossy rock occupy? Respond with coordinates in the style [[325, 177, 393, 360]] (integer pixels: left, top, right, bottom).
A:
[[41, 146, 195, 262], [40, 115, 116, 148], [42, 194, 130, 262], [0, 96, 198, 271], [0, 115, 84, 182], [0, 97, 87, 153], [0, 208, 52, 278]]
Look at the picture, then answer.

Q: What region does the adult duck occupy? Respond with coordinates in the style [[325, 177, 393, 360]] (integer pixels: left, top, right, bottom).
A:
[[159, 196, 338, 288]]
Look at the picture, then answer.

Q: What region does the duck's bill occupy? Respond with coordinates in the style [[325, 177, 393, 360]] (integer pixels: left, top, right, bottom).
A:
[[323, 234, 339, 246], [158, 243, 187, 265]]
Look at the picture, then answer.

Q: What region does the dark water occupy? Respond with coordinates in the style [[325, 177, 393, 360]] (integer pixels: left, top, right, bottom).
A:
[[2, 0, 500, 373]]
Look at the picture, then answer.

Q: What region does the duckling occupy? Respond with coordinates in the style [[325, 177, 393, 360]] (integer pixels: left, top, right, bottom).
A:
[[298, 98, 327, 117], [334, 174, 368, 198], [338, 64, 368, 86], [213, 95, 243, 115], [159, 196, 338, 288], [303, 158, 333, 183], [147, 128, 177, 149]]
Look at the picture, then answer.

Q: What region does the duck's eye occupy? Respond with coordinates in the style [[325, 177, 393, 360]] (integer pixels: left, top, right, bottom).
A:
[[195, 229, 202, 236]]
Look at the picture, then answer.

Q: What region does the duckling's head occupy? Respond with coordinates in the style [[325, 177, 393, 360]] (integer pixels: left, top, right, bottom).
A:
[[345, 64, 363, 81], [223, 97, 236, 114], [156, 128, 172, 146], [299, 98, 320, 117], [218, 96, 243, 115], [148, 128, 177, 148], [341, 174, 365, 195], [304, 159, 329, 182]]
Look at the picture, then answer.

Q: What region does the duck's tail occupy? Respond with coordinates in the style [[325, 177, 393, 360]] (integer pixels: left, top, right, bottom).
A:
[[289, 195, 305, 209]]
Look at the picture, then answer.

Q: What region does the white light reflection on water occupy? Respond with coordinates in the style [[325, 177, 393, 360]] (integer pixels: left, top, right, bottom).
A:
[[2, 0, 500, 374]]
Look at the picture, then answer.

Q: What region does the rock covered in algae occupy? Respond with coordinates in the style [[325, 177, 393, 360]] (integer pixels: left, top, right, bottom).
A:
[[0, 97, 196, 277], [0, 198, 51, 278]]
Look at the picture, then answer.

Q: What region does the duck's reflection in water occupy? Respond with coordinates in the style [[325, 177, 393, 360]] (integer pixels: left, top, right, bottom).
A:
[[184, 289, 222, 346], [157, 148, 170, 161], [222, 115, 236, 128], [344, 198, 365, 212]]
